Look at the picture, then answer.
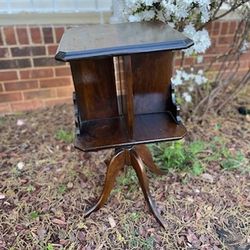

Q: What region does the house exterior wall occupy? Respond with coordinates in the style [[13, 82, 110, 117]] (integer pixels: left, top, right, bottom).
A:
[[0, 19, 249, 114]]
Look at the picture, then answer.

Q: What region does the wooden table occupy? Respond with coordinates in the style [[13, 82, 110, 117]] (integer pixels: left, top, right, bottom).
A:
[[56, 21, 193, 228]]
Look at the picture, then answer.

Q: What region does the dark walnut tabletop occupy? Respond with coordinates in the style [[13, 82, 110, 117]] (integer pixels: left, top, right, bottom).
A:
[[55, 21, 193, 61]]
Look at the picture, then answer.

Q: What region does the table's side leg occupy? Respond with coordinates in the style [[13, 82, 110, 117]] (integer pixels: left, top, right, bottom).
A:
[[84, 150, 126, 218], [134, 145, 167, 175], [130, 149, 167, 229]]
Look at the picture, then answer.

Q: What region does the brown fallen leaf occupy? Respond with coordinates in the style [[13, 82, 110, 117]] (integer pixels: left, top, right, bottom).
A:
[[37, 227, 46, 241], [52, 218, 67, 225]]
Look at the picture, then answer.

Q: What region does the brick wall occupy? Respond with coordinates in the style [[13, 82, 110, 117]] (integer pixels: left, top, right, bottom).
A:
[[0, 20, 249, 114]]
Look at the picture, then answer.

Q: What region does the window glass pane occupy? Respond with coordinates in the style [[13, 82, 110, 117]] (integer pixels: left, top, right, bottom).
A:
[[76, 0, 97, 11], [0, 0, 112, 13], [0, 1, 8, 13], [32, 0, 54, 12], [54, 0, 75, 12], [10, 0, 33, 12], [97, 0, 112, 10]]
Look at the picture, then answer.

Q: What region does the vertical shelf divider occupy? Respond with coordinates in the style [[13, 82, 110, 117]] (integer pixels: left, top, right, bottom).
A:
[[118, 55, 134, 139]]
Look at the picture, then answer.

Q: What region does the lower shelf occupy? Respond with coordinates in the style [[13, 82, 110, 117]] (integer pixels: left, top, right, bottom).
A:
[[75, 112, 187, 152]]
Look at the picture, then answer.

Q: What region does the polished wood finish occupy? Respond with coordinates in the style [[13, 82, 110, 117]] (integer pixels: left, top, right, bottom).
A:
[[56, 22, 193, 61], [71, 50, 185, 152], [130, 148, 167, 228], [70, 58, 118, 121], [84, 146, 166, 228], [84, 150, 126, 218], [56, 21, 193, 228], [134, 145, 167, 175], [131, 51, 173, 114], [120, 55, 134, 138], [75, 112, 186, 152]]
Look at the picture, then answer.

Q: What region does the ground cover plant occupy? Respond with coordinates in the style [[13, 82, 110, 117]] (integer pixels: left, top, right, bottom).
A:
[[0, 96, 249, 249]]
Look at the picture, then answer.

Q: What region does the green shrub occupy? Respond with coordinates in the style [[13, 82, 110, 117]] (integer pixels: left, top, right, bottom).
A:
[[153, 140, 205, 175], [151, 138, 248, 174]]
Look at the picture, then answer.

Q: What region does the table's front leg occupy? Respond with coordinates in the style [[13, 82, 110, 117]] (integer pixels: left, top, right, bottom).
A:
[[134, 145, 167, 175], [130, 148, 167, 229], [84, 150, 126, 218]]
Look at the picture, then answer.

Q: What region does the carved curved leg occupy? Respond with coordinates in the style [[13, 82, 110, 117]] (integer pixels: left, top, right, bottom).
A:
[[134, 145, 167, 175], [84, 150, 126, 218], [130, 149, 167, 229]]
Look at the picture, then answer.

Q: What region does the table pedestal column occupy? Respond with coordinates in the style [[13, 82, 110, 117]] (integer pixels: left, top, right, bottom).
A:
[[84, 145, 167, 228]]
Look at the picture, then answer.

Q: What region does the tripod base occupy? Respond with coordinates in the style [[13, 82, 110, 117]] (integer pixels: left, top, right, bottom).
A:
[[84, 144, 167, 228]]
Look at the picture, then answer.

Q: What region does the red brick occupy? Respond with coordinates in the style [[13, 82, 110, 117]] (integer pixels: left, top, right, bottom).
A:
[[212, 22, 221, 36], [205, 22, 213, 32], [229, 21, 237, 34], [3, 26, 16, 45], [30, 27, 42, 44], [221, 22, 228, 35], [11, 46, 46, 57], [20, 68, 53, 79], [11, 100, 44, 112], [0, 59, 31, 69], [16, 27, 29, 44], [206, 45, 229, 55], [4, 80, 38, 91], [40, 77, 72, 88], [239, 52, 250, 61], [55, 67, 71, 76], [209, 63, 222, 71], [218, 36, 234, 45], [42, 27, 54, 44], [183, 57, 195, 66], [23, 89, 56, 100], [47, 45, 58, 55], [0, 92, 22, 103], [0, 48, 9, 58], [0, 83, 3, 92], [174, 58, 181, 67], [44, 97, 71, 107], [0, 71, 18, 81], [55, 27, 65, 43], [0, 103, 11, 113], [237, 22, 245, 34], [33, 57, 64, 67], [56, 86, 73, 97], [203, 55, 216, 63]]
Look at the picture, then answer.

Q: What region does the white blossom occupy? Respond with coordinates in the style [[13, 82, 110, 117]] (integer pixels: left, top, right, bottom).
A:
[[240, 39, 249, 53], [183, 24, 211, 55], [172, 68, 208, 86], [171, 70, 183, 86], [140, 9, 156, 20], [182, 92, 192, 102], [197, 55, 204, 63], [128, 13, 142, 22]]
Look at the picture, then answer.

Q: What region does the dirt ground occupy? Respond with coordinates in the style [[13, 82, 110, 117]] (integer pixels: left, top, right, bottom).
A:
[[0, 101, 249, 250]]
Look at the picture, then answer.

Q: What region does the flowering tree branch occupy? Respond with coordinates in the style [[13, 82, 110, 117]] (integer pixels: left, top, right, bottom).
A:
[[114, 0, 250, 120]]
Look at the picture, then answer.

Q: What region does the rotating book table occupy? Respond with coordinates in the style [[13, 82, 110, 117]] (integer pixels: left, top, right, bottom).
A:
[[56, 22, 193, 228]]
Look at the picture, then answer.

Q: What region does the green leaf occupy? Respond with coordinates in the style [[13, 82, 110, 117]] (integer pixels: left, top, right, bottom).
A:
[[30, 211, 39, 220], [47, 243, 54, 250], [192, 162, 204, 175]]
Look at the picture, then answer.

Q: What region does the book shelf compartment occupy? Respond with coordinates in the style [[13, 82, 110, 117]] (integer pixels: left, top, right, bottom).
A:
[[75, 111, 186, 152]]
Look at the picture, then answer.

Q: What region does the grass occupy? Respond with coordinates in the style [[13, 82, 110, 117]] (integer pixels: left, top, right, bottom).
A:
[[55, 128, 74, 143], [152, 137, 248, 175], [0, 104, 249, 249]]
